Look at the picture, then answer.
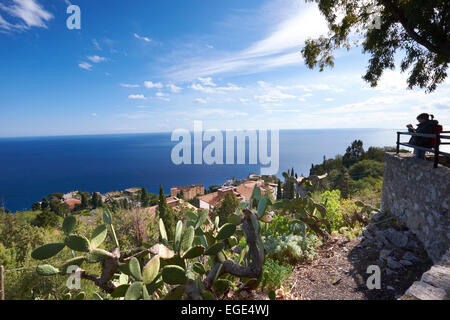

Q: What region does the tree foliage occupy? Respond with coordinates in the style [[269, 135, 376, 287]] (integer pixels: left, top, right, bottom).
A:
[[302, 0, 450, 92]]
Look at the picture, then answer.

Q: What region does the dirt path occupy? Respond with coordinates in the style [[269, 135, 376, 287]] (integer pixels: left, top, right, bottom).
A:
[[287, 235, 432, 300]]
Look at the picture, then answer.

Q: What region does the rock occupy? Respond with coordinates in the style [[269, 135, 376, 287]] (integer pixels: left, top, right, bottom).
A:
[[400, 259, 413, 266], [384, 228, 409, 248], [402, 251, 420, 262], [421, 265, 450, 292], [387, 257, 403, 270], [380, 249, 392, 259], [387, 285, 395, 290], [385, 268, 397, 276], [403, 281, 449, 300]]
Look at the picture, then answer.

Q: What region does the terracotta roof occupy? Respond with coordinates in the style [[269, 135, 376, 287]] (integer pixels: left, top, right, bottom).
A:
[[64, 199, 81, 210]]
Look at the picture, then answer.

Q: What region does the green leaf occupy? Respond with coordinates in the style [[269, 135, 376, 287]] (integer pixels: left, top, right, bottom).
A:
[[162, 265, 187, 285], [214, 279, 232, 295], [65, 235, 90, 252], [355, 200, 365, 207], [164, 286, 184, 300], [125, 281, 143, 300], [174, 220, 183, 252], [36, 264, 60, 276], [142, 284, 151, 300], [90, 224, 107, 249], [93, 292, 103, 300], [228, 236, 238, 247], [129, 257, 142, 281], [195, 210, 208, 229], [215, 223, 236, 241], [146, 279, 164, 295], [149, 243, 175, 259], [62, 216, 76, 235], [257, 196, 267, 218], [142, 255, 160, 284], [73, 292, 85, 300], [268, 290, 276, 300], [192, 262, 206, 275], [31, 243, 65, 260], [119, 273, 129, 285], [60, 256, 86, 273], [204, 242, 225, 256], [186, 210, 197, 221], [180, 226, 195, 252], [102, 210, 112, 225], [181, 245, 205, 259], [238, 201, 249, 209], [111, 284, 129, 298], [159, 218, 168, 245], [252, 186, 261, 202], [228, 214, 241, 225], [86, 248, 110, 263]]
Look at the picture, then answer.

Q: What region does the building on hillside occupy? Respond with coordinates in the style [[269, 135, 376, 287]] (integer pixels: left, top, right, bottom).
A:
[[197, 179, 278, 211], [166, 196, 180, 208], [64, 199, 81, 210], [124, 187, 141, 195], [248, 174, 261, 181], [170, 184, 204, 200]]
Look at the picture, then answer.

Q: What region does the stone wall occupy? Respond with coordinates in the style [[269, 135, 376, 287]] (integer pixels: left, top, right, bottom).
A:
[[381, 153, 450, 263]]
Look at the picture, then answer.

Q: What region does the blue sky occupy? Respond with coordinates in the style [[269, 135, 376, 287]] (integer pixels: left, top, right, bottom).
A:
[[0, 0, 449, 137]]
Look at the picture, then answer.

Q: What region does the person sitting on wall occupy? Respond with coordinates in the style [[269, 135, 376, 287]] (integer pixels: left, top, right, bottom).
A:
[[406, 113, 438, 159]]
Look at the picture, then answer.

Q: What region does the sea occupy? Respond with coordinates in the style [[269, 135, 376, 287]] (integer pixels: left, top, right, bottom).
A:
[[0, 129, 401, 212]]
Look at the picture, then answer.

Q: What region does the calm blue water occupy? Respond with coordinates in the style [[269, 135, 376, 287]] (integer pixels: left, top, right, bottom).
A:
[[0, 129, 398, 212]]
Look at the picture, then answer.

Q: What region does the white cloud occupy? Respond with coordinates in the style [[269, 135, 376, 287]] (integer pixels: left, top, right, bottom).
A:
[[254, 81, 296, 103], [87, 55, 106, 63], [78, 62, 92, 71], [324, 98, 334, 102], [134, 33, 151, 42], [167, 83, 182, 93], [198, 77, 216, 87], [120, 83, 140, 88], [167, 2, 328, 80], [91, 113, 97, 117], [191, 82, 242, 94], [92, 39, 102, 50], [144, 81, 163, 89], [128, 94, 147, 100], [239, 98, 250, 103], [0, 0, 53, 31], [194, 98, 208, 104]]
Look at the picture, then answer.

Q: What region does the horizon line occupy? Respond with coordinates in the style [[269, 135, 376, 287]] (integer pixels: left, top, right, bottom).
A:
[[0, 127, 401, 139]]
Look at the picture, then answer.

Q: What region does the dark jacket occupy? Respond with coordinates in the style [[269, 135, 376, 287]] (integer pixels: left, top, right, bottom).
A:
[[409, 120, 437, 147]]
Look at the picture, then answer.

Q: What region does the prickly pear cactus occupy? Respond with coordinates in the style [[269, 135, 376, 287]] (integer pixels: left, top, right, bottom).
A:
[[32, 187, 273, 300]]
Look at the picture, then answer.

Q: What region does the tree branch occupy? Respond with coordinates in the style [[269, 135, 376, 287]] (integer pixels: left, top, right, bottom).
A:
[[380, 0, 450, 59]]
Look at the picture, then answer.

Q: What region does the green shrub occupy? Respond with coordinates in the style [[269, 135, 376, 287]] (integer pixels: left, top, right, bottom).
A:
[[263, 234, 321, 264], [320, 190, 344, 231], [260, 258, 292, 291]]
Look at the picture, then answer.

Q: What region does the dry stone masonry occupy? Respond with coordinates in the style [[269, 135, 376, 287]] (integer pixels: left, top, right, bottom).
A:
[[381, 152, 450, 299]]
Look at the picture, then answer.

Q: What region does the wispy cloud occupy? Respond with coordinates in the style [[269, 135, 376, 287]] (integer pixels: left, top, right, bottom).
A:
[[0, 0, 53, 32], [167, 83, 182, 93], [78, 62, 92, 71], [134, 33, 151, 42], [128, 94, 147, 100], [87, 55, 107, 63], [120, 83, 140, 88], [144, 81, 163, 89], [190, 79, 242, 94], [166, 2, 327, 80]]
